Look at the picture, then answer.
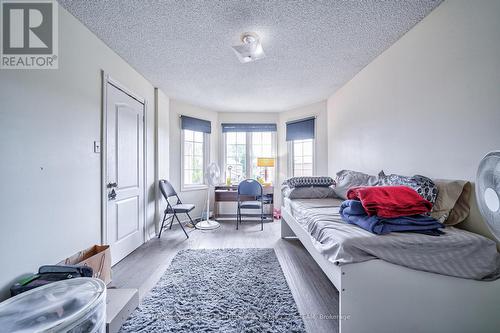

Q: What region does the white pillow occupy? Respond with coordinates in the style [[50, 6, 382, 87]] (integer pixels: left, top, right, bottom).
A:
[[333, 170, 379, 199]]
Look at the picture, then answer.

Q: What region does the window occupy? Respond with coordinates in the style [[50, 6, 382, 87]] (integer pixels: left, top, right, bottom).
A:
[[225, 132, 247, 183], [182, 129, 207, 188], [286, 117, 315, 177], [291, 139, 314, 177], [223, 130, 276, 184]]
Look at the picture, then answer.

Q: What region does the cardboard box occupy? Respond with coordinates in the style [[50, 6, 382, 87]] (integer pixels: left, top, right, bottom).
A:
[[59, 245, 112, 285]]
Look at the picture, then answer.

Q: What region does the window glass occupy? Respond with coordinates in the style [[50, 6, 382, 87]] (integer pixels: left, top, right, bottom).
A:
[[225, 132, 247, 183], [292, 139, 313, 177], [251, 132, 274, 181], [183, 129, 205, 186]]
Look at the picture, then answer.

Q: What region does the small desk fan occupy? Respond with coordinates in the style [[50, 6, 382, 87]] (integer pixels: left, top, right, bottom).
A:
[[197, 162, 221, 230], [476, 151, 500, 240]]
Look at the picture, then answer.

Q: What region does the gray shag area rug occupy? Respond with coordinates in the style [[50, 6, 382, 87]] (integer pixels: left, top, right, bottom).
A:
[[119, 248, 306, 333]]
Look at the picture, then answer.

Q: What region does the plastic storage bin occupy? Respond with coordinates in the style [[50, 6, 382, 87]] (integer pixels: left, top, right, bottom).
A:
[[0, 277, 106, 333]]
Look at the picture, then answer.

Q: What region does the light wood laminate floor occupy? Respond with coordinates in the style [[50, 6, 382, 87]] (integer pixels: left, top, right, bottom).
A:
[[111, 219, 339, 333]]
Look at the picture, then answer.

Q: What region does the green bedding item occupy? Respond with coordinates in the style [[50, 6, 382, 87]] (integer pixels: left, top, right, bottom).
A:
[[18, 274, 40, 286]]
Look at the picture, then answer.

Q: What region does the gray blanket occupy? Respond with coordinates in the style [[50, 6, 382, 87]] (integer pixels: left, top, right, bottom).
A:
[[284, 198, 500, 280]]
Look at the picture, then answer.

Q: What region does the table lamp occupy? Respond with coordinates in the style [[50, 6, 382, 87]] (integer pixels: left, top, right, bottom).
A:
[[257, 157, 275, 184]]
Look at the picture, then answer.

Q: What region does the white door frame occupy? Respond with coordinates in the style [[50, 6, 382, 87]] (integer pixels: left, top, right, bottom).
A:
[[101, 71, 147, 249]]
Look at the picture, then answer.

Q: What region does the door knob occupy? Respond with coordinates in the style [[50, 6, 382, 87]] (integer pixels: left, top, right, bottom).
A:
[[107, 182, 118, 188], [108, 189, 117, 200]]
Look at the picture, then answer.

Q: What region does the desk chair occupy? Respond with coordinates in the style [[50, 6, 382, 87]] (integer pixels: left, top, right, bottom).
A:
[[237, 179, 264, 231], [158, 179, 196, 239]]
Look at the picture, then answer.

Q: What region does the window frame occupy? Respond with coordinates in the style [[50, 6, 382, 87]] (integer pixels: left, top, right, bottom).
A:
[[181, 129, 209, 191], [288, 138, 316, 177], [222, 131, 277, 185]]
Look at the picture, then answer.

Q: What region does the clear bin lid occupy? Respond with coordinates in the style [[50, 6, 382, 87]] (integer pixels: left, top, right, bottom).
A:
[[0, 278, 106, 333]]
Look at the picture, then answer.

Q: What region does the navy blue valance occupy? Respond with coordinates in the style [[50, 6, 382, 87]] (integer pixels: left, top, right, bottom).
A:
[[221, 123, 277, 133], [181, 115, 211, 134], [286, 117, 315, 141]]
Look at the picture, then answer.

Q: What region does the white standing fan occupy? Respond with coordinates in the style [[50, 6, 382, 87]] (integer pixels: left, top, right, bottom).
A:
[[476, 151, 500, 240], [197, 162, 221, 230]]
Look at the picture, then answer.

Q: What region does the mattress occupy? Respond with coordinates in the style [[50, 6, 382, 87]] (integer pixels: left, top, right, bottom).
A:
[[283, 198, 500, 280]]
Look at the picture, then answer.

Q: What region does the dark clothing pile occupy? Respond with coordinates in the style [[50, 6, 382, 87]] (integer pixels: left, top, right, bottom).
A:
[[340, 200, 444, 235]]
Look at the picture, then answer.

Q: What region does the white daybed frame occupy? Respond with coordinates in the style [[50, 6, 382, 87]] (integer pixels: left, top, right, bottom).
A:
[[281, 207, 500, 333]]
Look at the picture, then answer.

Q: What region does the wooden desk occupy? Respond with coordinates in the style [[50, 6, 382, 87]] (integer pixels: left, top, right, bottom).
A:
[[214, 185, 274, 218]]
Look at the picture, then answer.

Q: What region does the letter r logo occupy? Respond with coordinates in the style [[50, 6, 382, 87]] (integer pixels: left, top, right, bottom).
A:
[[2, 1, 53, 54]]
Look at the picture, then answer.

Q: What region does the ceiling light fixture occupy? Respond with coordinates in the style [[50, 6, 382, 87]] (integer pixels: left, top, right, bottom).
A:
[[232, 32, 265, 63]]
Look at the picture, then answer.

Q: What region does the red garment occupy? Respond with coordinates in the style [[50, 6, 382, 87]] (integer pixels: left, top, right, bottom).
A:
[[346, 186, 433, 218]]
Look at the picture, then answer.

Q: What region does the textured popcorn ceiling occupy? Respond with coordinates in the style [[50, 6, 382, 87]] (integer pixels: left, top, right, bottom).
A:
[[58, 0, 442, 112]]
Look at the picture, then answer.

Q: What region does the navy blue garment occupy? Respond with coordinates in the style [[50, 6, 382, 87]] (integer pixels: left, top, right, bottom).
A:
[[339, 200, 444, 235]]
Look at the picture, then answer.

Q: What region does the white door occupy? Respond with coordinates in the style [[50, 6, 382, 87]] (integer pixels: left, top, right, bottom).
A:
[[105, 82, 145, 265]]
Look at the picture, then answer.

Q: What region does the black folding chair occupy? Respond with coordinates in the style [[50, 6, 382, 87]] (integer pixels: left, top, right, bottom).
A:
[[158, 179, 196, 239], [236, 179, 264, 231]]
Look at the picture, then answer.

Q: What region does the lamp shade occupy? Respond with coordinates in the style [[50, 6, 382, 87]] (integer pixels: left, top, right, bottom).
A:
[[257, 158, 275, 167]]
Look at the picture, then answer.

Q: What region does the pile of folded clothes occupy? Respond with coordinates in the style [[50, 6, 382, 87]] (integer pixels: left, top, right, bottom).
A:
[[340, 185, 444, 235]]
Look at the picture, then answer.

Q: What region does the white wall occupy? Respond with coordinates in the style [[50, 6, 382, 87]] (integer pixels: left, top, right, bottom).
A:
[[169, 100, 219, 219], [326, 0, 500, 240], [0, 5, 163, 299], [217, 112, 279, 124], [155, 89, 170, 234]]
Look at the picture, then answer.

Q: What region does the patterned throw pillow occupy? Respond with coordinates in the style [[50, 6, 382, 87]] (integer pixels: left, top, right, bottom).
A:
[[282, 185, 337, 199], [284, 176, 335, 188], [378, 171, 439, 204]]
